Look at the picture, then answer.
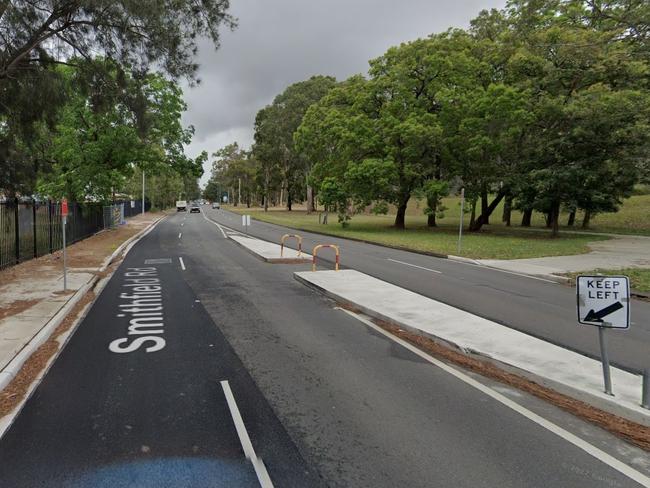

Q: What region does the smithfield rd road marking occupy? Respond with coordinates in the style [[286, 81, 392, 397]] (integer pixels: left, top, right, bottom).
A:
[[337, 307, 650, 488], [109, 267, 166, 354], [179, 257, 186, 271], [220, 380, 274, 488], [387, 258, 442, 274]]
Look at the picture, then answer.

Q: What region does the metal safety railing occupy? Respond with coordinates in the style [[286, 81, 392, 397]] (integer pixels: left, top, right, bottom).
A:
[[280, 234, 303, 258], [312, 244, 340, 272]]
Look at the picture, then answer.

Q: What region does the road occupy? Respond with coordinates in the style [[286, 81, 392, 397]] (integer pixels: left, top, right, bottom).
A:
[[0, 210, 648, 487], [205, 208, 650, 374]]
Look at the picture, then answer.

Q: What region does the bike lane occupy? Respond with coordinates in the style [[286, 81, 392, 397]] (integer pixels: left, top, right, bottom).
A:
[[0, 219, 321, 487]]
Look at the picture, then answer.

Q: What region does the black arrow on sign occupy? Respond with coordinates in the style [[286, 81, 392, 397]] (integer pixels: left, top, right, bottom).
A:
[[584, 301, 624, 322]]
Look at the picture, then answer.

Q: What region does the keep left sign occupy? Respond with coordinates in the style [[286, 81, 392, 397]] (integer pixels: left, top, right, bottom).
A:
[[577, 275, 630, 329]]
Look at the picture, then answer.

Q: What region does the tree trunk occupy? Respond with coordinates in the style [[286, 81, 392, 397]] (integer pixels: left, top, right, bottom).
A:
[[427, 196, 437, 227], [567, 210, 576, 226], [545, 211, 552, 228], [582, 209, 591, 229], [469, 191, 506, 231], [502, 195, 512, 227], [287, 190, 292, 211], [481, 190, 490, 225], [469, 199, 477, 229], [306, 185, 314, 214], [394, 195, 410, 229], [521, 208, 532, 227], [550, 201, 560, 237]]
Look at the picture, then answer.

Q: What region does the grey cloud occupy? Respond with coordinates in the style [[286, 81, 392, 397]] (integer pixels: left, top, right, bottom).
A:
[[181, 0, 507, 183]]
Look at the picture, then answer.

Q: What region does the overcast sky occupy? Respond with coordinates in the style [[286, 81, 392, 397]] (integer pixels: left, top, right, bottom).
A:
[[182, 0, 507, 185]]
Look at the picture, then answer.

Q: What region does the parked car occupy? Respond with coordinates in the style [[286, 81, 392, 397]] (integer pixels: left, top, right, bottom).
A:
[[190, 202, 201, 213], [212, 202, 220, 209]]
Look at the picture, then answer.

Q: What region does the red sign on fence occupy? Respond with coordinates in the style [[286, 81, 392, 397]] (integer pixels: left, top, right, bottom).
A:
[[61, 198, 68, 217]]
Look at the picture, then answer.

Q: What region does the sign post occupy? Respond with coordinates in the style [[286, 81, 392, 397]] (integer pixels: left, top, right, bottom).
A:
[[242, 214, 251, 232], [457, 188, 465, 254], [61, 198, 69, 291], [577, 275, 630, 396]]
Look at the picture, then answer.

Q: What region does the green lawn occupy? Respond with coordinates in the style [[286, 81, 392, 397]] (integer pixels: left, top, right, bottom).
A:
[[565, 268, 650, 293], [412, 194, 650, 236], [227, 207, 607, 260]]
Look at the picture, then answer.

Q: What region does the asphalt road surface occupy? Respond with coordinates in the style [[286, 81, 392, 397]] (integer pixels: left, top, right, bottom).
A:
[[0, 210, 647, 487], [205, 207, 650, 374]]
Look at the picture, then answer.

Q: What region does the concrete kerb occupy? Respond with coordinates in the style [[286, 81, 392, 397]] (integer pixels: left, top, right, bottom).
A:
[[229, 235, 312, 264], [0, 214, 166, 393], [293, 271, 650, 427]]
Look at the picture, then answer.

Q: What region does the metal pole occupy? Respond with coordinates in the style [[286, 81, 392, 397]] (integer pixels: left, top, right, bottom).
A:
[[238, 178, 241, 206], [642, 369, 650, 409], [32, 199, 37, 258], [62, 215, 67, 291], [457, 188, 465, 254], [141, 170, 145, 214], [48, 200, 53, 254], [598, 326, 613, 395], [14, 197, 19, 265]]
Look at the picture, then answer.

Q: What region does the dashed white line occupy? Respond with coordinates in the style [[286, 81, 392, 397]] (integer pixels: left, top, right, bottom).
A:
[[181, 223, 184, 227], [179, 257, 186, 270], [220, 380, 274, 488], [387, 258, 442, 274], [337, 307, 650, 488], [178, 232, 182, 239]]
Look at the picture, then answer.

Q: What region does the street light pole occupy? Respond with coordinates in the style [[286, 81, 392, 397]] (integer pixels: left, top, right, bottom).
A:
[[142, 170, 145, 215]]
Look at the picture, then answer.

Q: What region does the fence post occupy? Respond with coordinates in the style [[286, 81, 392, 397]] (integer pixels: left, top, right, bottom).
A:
[[14, 197, 19, 265], [48, 200, 53, 253], [32, 198, 37, 258]]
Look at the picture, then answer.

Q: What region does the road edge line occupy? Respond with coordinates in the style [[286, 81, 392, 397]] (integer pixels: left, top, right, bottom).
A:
[[337, 307, 650, 487]]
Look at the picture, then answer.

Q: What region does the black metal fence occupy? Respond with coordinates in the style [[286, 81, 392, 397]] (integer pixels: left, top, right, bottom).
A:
[[0, 199, 150, 271]]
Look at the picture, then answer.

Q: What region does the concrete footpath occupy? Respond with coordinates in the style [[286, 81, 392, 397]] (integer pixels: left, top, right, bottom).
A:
[[477, 234, 650, 283], [0, 213, 165, 393], [295, 269, 650, 426]]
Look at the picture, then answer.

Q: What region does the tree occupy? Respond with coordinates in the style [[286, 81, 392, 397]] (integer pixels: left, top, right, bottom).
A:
[[0, 0, 235, 196], [37, 59, 204, 201], [253, 75, 336, 211]]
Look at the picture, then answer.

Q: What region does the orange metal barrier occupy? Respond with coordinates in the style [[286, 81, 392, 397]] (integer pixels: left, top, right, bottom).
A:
[[312, 244, 340, 272], [280, 234, 303, 257]]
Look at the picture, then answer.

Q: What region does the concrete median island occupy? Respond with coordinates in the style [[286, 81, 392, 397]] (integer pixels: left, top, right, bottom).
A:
[[229, 235, 312, 264], [294, 269, 650, 428]]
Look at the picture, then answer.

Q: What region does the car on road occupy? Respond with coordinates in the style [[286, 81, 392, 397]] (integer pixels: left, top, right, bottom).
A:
[[190, 202, 201, 213], [212, 202, 220, 209], [176, 200, 187, 212]]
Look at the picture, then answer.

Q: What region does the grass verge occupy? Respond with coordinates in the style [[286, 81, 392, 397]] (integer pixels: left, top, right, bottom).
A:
[[565, 268, 650, 293], [227, 207, 607, 260]]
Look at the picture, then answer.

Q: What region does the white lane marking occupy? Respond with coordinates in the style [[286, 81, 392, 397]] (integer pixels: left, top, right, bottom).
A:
[[448, 259, 558, 284], [178, 232, 182, 239], [220, 380, 274, 488], [336, 307, 650, 487], [179, 257, 186, 270], [387, 258, 442, 274], [181, 223, 184, 227], [202, 211, 228, 238]]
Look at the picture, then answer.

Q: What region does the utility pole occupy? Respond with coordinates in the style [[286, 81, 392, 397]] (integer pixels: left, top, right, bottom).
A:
[[142, 170, 145, 215]]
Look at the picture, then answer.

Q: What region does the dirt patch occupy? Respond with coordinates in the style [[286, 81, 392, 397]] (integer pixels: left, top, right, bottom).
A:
[[0, 299, 40, 321], [0, 212, 164, 287], [0, 289, 96, 419], [341, 304, 650, 451]]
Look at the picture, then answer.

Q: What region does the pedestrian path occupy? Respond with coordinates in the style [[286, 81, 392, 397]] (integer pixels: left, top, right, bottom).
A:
[[478, 235, 650, 280]]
